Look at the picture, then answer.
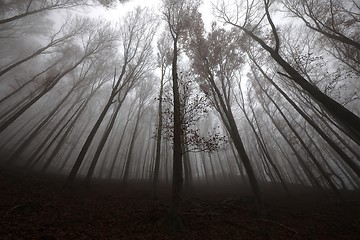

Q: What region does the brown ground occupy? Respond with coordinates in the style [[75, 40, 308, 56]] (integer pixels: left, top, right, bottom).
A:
[[0, 169, 359, 240]]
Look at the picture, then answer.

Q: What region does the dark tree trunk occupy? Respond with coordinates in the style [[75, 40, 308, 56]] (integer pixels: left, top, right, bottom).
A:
[[25, 94, 85, 169], [4, 82, 77, 166], [108, 107, 134, 179], [246, 100, 290, 196], [237, 23, 360, 142], [57, 121, 89, 174], [85, 103, 122, 184], [64, 62, 130, 188], [153, 68, 165, 200], [63, 93, 116, 188], [0, 58, 62, 105], [39, 101, 86, 172], [249, 58, 360, 178], [121, 104, 143, 185], [0, 73, 60, 134], [256, 81, 342, 200], [0, 54, 88, 134], [205, 70, 262, 206], [165, 37, 184, 228]]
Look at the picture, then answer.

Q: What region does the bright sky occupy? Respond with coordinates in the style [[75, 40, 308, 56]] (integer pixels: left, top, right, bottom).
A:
[[94, 0, 215, 30]]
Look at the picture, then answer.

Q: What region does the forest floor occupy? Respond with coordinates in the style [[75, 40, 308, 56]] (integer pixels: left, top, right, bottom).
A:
[[0, 168, 359, 240]]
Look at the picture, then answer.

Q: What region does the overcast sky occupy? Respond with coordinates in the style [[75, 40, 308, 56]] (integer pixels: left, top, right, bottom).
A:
[[93, 0, 215, 30]]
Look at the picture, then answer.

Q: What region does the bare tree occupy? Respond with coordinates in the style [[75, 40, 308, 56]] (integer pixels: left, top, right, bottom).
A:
[[0, 0, 128, 25], [121, 81, 153, 185], [215, 0, 360, 144], [282, 0, 360, 50], [0, 17, 88, 78], [247, 51, 360, 178], [0, 18, 115, 134], [64, 8, 157, 188]]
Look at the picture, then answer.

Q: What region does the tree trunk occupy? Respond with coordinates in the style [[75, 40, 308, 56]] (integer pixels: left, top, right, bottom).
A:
[[25, 95, 85, 168], [39, 101, 86, 172], [108, 107, 134, 179], [206, 70, 262, 205], [4, 82, 76, 166], [63, 92, 116, 188], [0, 54, 88, 134], [153, 68, 165, 199], [85, 103, 122, 184], [121, 104, 143, 185], [238, 25, 360, 142], [246, 100, 290, 196], [250, 59, 360, 178], [164, 36, 184, 229], [256, 82, 342, 200]]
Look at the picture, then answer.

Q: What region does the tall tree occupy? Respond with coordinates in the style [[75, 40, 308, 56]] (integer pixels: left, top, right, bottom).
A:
[[0, 0, 127, 25], [153, 33, 171, 200], [185, 23, 263, 205], [64, 8, 157, 188], [161, 0, 201, 229], [282, 0, 360, 50], [0, 19, 115, 134], [121, 82, 153, 185], [0, 18, 88, 79], [215, 0, 360, 143]]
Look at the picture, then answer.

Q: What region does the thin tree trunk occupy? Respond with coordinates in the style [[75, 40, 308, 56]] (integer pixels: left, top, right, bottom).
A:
[[153, 68, 165, 199], [245, 100, 290, 195], [63, 93, 115, 188], [236, 22, 360, 141], [206, 70, 262, 205], [4, 83, 76, 166], [85, 103, 122, 184], [25, 95, 84, 168], [121, 104, 143, 185], [64, 61, 131, 188], [165, 36, 184, 228], [108, 107, 135, 179], [0, 54, 88, 134], [250, 59, 360, 177], [38, 101, 86, 172], [256, 82, 342, 200], [0, 58, 62, 105], [57, 121, 89, 174]]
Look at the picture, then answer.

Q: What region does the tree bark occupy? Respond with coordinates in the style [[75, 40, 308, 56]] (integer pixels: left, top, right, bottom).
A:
[[85, 103, 122, 184], [153, 65, 165, 200], [249, 57, 360, 178], [228, 12, 360, 142]]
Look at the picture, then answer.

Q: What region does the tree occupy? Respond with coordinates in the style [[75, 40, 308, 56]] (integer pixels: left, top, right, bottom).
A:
[[121, 81, 153, 185], [0, 17, 88, 78], [233, 76, 291, 196], [0, 0, 127, 25], [160, 69, 228, 189], [153, 33, 172, 200], [215, 0, 360, 145], [251, 69, 343, 200], [161, 0, 201, 229], [247, 51, 360, 178], [0, 18, 115, 134], [30, 61, 110, 171], [64, 8, 157, 188], [282, 0, 360, 50], [185, 23, 263, 205]]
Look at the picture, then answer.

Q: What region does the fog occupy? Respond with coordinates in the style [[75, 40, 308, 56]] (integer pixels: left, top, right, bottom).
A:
[[0, 0, 359, 239]]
